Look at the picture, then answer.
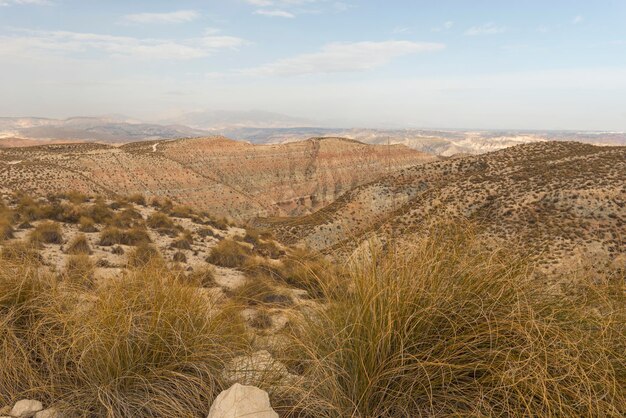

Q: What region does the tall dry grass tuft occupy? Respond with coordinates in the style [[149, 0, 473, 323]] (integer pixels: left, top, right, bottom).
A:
[[0, 258, 250, 416], [279, 225, 626, 417]]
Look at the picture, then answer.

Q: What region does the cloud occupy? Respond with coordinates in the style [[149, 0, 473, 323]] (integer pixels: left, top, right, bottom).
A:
[[245, 0, 273, 5], [432, 21, 454, 32], [254, 9, 295, 18], [393, 26, 410, 34], [239, 40, 445, 76], [0, 29, 248, 60], [465, 23, 506, 36], [0, 0, 49, 5], [122, 10, 200, 24], [572, 15, 584, 24]]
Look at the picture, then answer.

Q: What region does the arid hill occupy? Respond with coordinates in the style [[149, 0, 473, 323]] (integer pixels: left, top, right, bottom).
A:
[[260, 141, 625, 274], [0, 136, 436, 219]]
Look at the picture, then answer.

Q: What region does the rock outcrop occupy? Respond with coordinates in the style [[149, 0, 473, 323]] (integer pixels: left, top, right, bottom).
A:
[[0, 136, 437, 220], [207, 384, 278, 418]]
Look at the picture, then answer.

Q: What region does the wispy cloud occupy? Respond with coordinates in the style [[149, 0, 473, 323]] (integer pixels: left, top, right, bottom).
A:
[[572, 15, 584, 24], [254, 9, 295, 18], [432, 21, 454, 32], [0, 29, 248, 60], [239, 40, 445, 76], [121, 10, 200, 24], [465, 23, 506, 36], [0, 0, 49, 6]]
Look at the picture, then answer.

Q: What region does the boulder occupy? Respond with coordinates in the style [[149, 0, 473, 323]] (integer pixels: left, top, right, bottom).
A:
[[10, 400, 43, 418], [207, 383, 278, 418], [34, 408, 62, 418]]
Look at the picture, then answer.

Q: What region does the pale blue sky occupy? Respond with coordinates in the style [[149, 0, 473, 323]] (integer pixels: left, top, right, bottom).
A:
[[1, 0, 626, 130]]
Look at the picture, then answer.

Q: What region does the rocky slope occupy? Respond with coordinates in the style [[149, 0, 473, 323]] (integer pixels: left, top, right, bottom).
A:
[[259, 142, 625, 273], [0, 136, 436, 219]]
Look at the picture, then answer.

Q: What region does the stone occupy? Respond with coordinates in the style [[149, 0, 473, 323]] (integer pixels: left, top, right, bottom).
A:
[[34, 408, 62, 418], [207, 383, 278, 418], [10, 400, 43, 418]]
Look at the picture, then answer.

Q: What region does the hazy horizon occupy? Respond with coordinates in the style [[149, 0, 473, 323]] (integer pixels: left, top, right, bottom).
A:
[[2, 1, 626, 131]]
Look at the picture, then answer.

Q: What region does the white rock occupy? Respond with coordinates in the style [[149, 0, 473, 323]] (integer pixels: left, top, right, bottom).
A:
[[207, 383, 278, 418], [10, 400, 43, 418], [34, 408, 62, 418]]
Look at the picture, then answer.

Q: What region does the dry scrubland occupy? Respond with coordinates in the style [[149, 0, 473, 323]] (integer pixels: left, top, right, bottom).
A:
[[0, 192, 624, 417]]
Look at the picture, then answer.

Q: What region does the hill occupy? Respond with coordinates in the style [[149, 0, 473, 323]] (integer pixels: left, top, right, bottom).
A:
[[259, 141, 625, 273], [0, 136, 437, 219]]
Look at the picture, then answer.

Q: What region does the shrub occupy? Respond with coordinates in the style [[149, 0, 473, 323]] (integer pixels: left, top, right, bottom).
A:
[[29, 221, 63, 245], [280, 227, 626, 417], [0, 215, 14, 241], [108, 208, 143, 229], [171, 232, 193, 250], [234, 276, 292, 307], [65, 234, 92, 255], [185, 267, 217, 288], [78, 216, 98, 233], [206, 239, 252, 268], [150, 197, 173, 212], [63, 255, 95, 287], [127, 193, 147, 206], [98, 227, 151, 246], [86, 201, 114, 224], [147, 212, 175, 230], [172, 251, 187, 263], [0, 241, 41, 264], [127, 243, 162, 268], [0, 261, 249, 416], [169, 205, 194, 218]]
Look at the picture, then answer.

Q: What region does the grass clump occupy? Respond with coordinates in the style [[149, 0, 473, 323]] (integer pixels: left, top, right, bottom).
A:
[[78, 216, 98, 233], [63, 255, 95, 287], [29, 221, 63, 245], [185, 267, 217, 288], [280, 226, 626, 417], [127, 193, 147, 206], [0, 261, 249, 416], [206, 239, 252, 268], [65, 234, 92, 255], [98, 226, 151, 246], [0, 213, 14, 241], [0, 241, 41, 264], [126, 243, 163, 268], [172, 251, 187, 263], [171, 232, 193, 250]]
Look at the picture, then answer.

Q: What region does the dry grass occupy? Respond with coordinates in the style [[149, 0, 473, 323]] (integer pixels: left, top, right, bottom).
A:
[[29, 221, 63, 245], [233, 276, 292, 307], [78, 216, 98, 233], [206, 239, 253, 268], [63, 255, 95, 287], [127, 243, 163, 268], [0, 261, 250, 416], [98, 226, 151, 246], [278, 225, 626, 417], [65, 234, 92, 255], [185, 267, 217, 288]]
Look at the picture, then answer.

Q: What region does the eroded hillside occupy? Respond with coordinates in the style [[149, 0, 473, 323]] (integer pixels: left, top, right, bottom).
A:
[[0, 136, 436, 219], [260, 141, 626, 274]]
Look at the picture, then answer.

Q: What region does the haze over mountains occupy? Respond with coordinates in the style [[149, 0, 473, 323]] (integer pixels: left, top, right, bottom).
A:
[[2, 112, 625, 156]]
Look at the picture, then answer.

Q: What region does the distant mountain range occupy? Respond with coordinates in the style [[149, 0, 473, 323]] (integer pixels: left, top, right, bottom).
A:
[[1, 113, 624, 156]]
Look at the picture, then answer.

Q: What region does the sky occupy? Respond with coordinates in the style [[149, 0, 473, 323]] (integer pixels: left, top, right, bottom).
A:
[[1, 0, 626, 130]]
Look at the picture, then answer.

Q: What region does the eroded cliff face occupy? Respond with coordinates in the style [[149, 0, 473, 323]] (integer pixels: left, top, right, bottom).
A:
[[0, 136, 437, 219]]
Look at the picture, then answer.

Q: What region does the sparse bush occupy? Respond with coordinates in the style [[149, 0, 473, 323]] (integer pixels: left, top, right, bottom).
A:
[[150, 196, 173, 212], [127, 193, 147, 206], [172, 251, 187, 263], [234, 276, 292, 307], [147, 212, 175, 230], [0, 261, 249, 416], [127, 243, 162, 268], [185, 267, 217, 288], [280, 227, 626, 417], [86, 201, 114, 224], [0, 241, 41, 264], [78, 216, 98, 233], [63, 255, 95, 287], [98, 226, 151, 246], [171, 232, 193, 250], [206, 239, 252, 268], [0, 215, 14, 241], [65, 234, 92, 255], [29, 221, 63, 245], [169, 205, 194, 218], [108, 208, 143, 229]]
